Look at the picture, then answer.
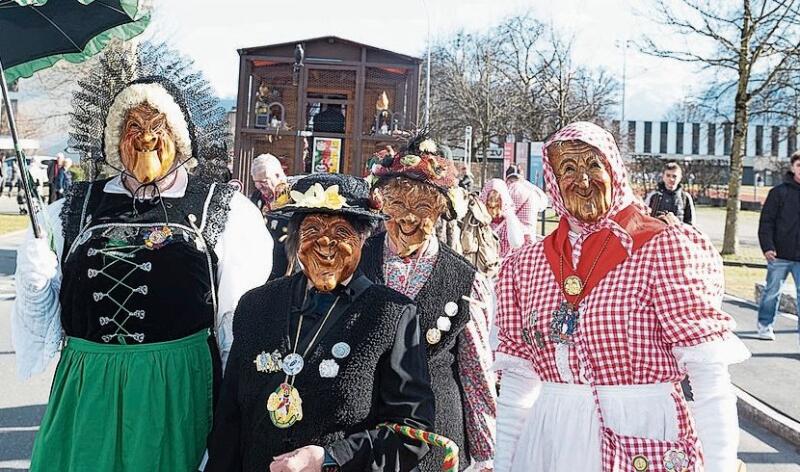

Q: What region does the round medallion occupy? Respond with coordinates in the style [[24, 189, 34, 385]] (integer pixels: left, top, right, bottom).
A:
[[332, 342, 351, 359], [663, 449, 688, 471], [319, 359, 340, 378], [563, 275, 584, 296], [632, 455, 649, 472], [444, 301, 459, 317], [282, 353, 305, 376], [426, 328, 442, 345], [436, 316, 452, 332]]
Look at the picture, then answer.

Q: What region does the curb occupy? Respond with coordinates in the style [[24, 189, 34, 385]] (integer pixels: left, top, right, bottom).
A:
[[734, 385, 800, 448]]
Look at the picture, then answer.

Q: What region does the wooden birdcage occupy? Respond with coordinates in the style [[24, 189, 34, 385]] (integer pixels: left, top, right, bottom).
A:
[[233, 36, 422, 193]]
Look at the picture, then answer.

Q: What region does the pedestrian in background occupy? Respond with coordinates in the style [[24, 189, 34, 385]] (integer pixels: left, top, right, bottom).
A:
[[53, 157, 73, 201], [47, 153, 64, 203], [645, 161, 696, 225], [505, 164, 548, 241], [756, 152, 800, 342]]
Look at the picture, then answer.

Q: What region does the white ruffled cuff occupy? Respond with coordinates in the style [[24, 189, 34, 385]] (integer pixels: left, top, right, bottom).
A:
[[672, 335, 751, 371], [492, 351, 535, 375]]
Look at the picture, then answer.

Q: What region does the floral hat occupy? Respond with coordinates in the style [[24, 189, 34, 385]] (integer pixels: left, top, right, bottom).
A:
[[368, 132, 464, 220], [271, 173, 383, 221]]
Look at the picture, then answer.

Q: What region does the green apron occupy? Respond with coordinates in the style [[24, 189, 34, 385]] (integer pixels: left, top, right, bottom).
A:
[[30, 330, 213, 472]]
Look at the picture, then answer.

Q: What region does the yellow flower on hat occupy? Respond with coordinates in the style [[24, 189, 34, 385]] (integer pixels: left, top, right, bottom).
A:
[[289, 183, 348, 210], [273, 191, 291, 209]]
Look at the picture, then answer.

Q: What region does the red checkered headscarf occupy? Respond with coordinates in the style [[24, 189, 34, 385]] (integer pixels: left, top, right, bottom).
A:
[[543, 121, 652, 254]]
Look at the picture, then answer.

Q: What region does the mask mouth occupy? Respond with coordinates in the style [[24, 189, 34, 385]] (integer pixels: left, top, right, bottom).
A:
[[313, 249, 337, 265], [399, 223, 419, 237]]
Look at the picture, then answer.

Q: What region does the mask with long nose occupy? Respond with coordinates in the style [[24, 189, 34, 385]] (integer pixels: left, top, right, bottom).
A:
[[298, 214, 362, 292], [119, 103, 177, 184], [548, 140, 613, 223], [380, 177, 447, 257]]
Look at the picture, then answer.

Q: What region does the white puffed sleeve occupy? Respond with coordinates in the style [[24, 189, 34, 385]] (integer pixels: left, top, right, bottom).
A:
[[212, 192, 272, 367], [11, 200, 65, 380], [493, 353, 542, 472], [673, 337, 750, 472]]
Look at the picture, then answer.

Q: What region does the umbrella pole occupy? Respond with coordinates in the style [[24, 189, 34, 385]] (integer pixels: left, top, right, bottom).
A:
[[0, 55, 43, 238]]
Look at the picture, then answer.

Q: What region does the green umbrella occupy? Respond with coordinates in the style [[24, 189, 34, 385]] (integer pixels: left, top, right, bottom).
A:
[[0, 0, 150, 237]]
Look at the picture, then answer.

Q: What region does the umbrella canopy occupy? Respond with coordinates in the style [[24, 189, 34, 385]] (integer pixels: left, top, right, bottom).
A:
[[0, 0, 149, 238], [0, 0, 150, 83]]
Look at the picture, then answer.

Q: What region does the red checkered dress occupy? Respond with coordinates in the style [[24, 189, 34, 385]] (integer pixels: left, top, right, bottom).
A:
[[496, 223, 732, 385], [495, 121, 738, 471]]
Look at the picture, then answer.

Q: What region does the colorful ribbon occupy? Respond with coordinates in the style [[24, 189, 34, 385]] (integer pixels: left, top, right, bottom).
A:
[[378, 422, 459, 472]]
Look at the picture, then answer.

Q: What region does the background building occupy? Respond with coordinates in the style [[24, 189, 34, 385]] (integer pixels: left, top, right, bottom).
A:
[[232, 36, 421, 191]]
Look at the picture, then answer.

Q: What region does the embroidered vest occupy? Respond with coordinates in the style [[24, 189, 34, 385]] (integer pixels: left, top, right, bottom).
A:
[[359, 232, 476, 470], [58, 177, 235, 344]]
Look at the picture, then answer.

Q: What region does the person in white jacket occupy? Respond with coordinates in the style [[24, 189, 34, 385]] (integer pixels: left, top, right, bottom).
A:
[[12, 77, 272, 471], [493, 121, 749, 472]]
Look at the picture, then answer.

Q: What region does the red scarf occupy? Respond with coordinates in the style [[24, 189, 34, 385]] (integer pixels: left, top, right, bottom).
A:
[[543, 205, 666, 305]]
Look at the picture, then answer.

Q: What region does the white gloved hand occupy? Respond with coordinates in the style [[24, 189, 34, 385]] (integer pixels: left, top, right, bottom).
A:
[[18, 236, 58, 292]]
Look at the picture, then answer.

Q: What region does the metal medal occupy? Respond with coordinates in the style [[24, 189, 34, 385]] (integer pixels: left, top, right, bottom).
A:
[[549, 301, 580, 345], [332, 342, 351, 359], [282, 353, 305, 376], [563, 275, 583, 296], [426, 328, 442, 344], [662, 449, 689, 471], [632, 455, 649, 471], [266, 382, 304, 428], [319, 359, 340, 378], [444, 301, 458, 317]]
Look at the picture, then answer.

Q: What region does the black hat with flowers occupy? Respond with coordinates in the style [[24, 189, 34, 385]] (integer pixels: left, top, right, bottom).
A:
[[272, 173, 382, 221]]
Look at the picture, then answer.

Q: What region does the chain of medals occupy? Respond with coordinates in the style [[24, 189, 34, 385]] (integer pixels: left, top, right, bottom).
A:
[[550, 233, 612, 345], [266, 294, 341, 429]]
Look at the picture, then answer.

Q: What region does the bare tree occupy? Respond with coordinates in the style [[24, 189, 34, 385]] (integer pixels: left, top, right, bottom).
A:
[[495, 15, 620, 140], [642, 0, 800, 255], [425, 31, 518, 184]]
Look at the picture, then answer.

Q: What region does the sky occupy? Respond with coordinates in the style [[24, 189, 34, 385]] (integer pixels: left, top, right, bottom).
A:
[[145, 0, 702, 121]]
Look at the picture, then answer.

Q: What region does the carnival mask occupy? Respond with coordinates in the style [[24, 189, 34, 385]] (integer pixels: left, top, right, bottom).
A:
[[120, 103, 177, 184], [485, 190, 503, 220], [381, 177, 446, 257], [548, 140, 612, 223], [298, 214, 362, 292]]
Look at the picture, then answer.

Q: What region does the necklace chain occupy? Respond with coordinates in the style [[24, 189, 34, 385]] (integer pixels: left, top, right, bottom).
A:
[[286, 292, 340, 385], [559, 232, 613, 303]]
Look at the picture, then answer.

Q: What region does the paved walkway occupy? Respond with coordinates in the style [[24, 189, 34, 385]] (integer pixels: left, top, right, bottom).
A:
[[726, 296, 800, 423]]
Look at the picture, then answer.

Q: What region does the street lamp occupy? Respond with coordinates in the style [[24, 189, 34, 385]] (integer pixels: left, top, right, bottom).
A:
[[615, 40, 632, 123], [422, 0, 431, 128]]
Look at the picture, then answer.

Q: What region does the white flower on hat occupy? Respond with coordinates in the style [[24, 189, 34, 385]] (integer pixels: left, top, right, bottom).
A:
[[419, 139, 438, 153], [289, 183, 349, 210]]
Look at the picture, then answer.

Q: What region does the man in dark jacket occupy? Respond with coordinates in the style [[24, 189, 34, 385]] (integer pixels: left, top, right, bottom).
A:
[[645, 161, 695, 225], [756, 152, 800, 341]]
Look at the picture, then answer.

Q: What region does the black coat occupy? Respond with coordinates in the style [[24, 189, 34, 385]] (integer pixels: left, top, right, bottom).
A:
[[206, 273, 435, 472], [759, 172, 800, 261]]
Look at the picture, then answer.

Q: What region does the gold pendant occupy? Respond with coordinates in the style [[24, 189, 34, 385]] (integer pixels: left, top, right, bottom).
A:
[[426, 328, 442, 345], [563, 275, 584, 296], [267, 382, 304, 428]]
